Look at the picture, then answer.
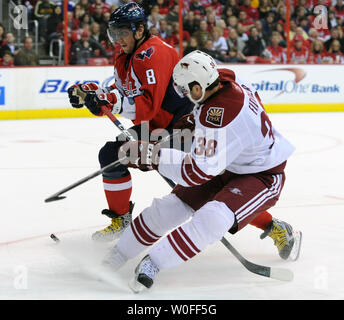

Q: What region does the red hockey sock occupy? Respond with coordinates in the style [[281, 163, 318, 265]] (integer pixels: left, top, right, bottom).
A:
[[249, 211, 273, 230], [103, 175, 132, 215]]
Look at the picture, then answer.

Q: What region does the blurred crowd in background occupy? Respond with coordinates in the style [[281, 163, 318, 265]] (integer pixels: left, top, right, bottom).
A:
[[1, 0, 344, 67]]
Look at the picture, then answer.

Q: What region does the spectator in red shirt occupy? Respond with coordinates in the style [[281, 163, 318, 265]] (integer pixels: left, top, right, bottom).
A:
[[100, 38, 115, 65], [156, 0, 170, 15], [89, 0, 110, 15], [57, 11, 80, 37], [165, 22, 190, 48], [0, 51, 14, 67], [205, 0, 223, 18], [265, 31, 287, 63], [290, 34, 309, 63], [238, 9, 255, 33], [239, 0, 259, 20]]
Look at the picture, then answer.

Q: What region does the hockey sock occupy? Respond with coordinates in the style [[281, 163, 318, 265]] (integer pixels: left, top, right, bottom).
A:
[[249, 210, 273, 230], [103, 175, 132, 215]]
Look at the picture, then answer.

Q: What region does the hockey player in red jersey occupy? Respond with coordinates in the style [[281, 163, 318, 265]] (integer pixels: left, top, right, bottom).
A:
[[103, 51, 302, 292], [67, 3, 194, 241]]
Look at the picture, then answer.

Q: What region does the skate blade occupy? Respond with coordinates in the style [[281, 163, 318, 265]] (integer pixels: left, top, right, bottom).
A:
[[129, 277, 146, 294], [288, 230, 302, 261]]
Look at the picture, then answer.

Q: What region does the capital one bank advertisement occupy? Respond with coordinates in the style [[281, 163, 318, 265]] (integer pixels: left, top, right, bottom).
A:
[[222, 64, 344, 109]]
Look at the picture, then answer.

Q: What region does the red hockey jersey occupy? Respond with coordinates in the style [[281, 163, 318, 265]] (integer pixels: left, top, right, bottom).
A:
[[111, 36, 188, 131]]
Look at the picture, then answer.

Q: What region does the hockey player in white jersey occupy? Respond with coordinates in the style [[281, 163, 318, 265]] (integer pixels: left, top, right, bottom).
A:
[[103, 50, 302, 292]]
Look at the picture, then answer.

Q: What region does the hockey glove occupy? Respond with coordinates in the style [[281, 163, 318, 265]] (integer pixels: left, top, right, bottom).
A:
[[67, 84, 86, 108], [173, 113, 195, 143], [67, 82, 102, 109], [173, 113, 195, 131], [118, 141, 161, 172], [84, 88, 123, 116]]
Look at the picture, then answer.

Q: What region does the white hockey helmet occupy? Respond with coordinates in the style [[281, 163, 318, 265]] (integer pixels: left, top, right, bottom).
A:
[[173, 50, 219, 104]]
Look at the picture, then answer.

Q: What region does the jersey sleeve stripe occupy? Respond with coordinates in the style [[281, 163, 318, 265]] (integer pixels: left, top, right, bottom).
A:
[[181, 154, 214, 186], [181, 157, 199, 187], [189, 155, 214, 181]]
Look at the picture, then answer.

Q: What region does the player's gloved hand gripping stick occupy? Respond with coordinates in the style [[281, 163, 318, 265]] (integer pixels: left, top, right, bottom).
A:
[[46, 84, 176, 202]]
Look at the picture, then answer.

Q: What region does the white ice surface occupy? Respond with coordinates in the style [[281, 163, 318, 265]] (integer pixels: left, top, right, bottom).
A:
[[0, 113, 343, 300]]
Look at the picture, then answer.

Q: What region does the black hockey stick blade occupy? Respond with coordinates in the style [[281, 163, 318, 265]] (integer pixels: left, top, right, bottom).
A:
[[45, 195, 66, 203], [44, 157, 125, 203], [220, 237, 293, 281]]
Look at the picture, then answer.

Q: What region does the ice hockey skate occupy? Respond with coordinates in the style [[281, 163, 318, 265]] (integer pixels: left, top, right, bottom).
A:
[[260, 218, 302, 261], [92, 202, 135, 242], [129, 255, 159, 293]]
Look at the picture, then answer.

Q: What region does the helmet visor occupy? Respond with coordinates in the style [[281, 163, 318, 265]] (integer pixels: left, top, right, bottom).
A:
[[107, 26, 132, 43]]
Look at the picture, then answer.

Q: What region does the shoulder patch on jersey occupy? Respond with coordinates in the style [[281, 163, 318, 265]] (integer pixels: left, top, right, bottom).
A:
[[199, 82, 244, 128], [205, 107, 224, 127], [135, 47, 154, 61]]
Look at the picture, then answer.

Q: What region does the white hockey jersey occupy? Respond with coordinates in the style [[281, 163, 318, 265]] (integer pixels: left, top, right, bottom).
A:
[[158, 68, 295, 187]]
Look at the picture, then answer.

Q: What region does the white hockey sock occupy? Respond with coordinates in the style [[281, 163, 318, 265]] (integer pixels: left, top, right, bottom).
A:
[[150, 200, 235, 269]]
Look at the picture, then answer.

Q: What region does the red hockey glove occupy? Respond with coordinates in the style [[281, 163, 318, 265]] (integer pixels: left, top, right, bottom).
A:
[[67, 82, 122, 116], [84, 88, 123, 116], [118, 141, 161, 172], [173, 113, 195, 143], [173, 113, 195, 131]]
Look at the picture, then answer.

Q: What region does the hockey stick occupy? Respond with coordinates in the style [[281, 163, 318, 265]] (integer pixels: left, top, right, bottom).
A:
[[44, 156, 126, 202], [44, 108, 177, 202], [220, 237, 293, 281]]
